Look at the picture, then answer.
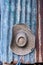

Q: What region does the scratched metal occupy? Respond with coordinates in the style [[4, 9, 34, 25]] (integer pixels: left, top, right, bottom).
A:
[[1, 0, 37, 63]]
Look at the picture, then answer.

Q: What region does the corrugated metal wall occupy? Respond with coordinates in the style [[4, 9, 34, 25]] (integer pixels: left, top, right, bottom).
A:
[[1, 0, 37, 63]]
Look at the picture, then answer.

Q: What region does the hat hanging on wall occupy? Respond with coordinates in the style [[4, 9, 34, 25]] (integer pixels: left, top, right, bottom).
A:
[[10, 24, 35, 55]]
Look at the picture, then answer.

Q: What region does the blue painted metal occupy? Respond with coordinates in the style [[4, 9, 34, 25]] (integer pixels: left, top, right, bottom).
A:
[[1, 0, 37, 63]]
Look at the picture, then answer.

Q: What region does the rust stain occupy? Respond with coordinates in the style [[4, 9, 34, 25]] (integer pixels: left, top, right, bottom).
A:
[[36, 0, 43, 62], [35, 21, 39, 62], [38, 0, 42, 62], [41, 22, 43, 62], [40, 0, 43, 61], [35, 0, 39, 62]]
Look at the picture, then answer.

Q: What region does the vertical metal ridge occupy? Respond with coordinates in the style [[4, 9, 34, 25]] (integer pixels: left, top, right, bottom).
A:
[[7, 0, 13, 62], [38, 0, 42, 62], [25, 0, 31, 28], [0, 1, 1, 60], [2, 0, 9, 62], [35, 0, 39, 62], [20, 0, 26, 23], [40, 0, 43, 62], [31, 0, 37, 35], [1, 0, 4, 61], [15, 0, 21, 24], [36, 0, 42, 62]]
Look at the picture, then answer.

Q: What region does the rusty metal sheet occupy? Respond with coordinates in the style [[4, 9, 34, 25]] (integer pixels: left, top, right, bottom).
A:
[[40, 0, 43, 61], [35, 0, 43, 62]]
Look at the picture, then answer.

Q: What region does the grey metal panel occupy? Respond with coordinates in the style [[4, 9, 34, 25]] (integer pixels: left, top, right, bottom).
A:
[[1, 0, 37, 63]]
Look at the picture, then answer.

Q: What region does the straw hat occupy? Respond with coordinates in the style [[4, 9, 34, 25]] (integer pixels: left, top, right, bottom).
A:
[[10, 24, 35, 55]]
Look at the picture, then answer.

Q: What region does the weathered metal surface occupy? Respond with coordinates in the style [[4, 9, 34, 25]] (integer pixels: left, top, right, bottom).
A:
[[40, 0, 43, 61], [35, 0, 43, 62], [1, 0, 37, 63]]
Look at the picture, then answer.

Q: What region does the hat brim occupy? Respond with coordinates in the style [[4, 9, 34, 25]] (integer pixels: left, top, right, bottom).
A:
[[10, 24, 35, 55]]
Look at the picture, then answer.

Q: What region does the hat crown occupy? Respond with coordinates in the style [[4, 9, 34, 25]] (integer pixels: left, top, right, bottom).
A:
[[16, 30, 28, 47]]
